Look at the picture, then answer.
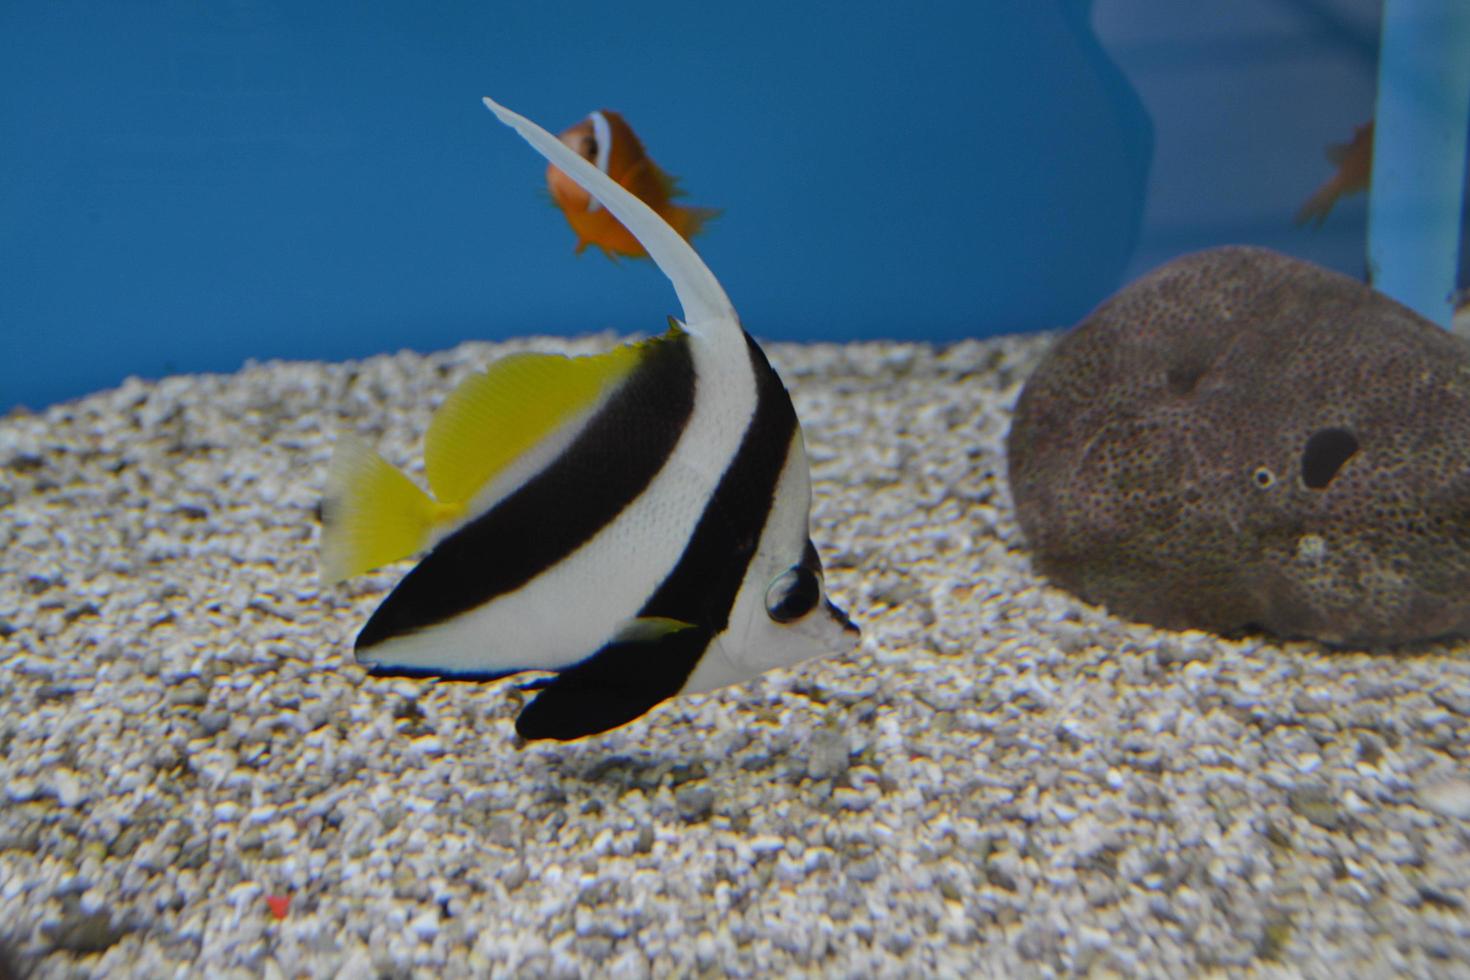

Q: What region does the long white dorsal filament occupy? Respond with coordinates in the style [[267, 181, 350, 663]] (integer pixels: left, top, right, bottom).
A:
[[482, 96, 737, 333]]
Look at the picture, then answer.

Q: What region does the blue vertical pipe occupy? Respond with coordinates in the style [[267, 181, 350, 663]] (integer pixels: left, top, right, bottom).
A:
[[1367, 0, 1470, 327]]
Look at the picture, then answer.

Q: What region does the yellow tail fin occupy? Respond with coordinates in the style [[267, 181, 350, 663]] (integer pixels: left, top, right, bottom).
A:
[[320, 432, 444, 585]]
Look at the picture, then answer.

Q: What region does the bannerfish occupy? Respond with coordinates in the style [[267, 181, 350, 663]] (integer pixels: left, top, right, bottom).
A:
[[1295, 120, 1373, 227], [319, 96, 859, 742], [546, 109, 719, 259]]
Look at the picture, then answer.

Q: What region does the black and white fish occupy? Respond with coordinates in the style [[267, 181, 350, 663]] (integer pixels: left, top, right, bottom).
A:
[[319, 96, 859, 741]]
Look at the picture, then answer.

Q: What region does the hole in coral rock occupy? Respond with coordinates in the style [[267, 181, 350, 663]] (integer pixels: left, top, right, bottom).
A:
[[1301, 428, 1358, 489], [1166, 363, 1207, 396]]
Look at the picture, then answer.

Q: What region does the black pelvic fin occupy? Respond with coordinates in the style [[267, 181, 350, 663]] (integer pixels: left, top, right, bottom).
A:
[[514, 625, 712, 741]]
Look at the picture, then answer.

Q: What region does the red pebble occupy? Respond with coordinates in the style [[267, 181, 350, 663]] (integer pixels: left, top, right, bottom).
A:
[[265, 894, 290, 920]]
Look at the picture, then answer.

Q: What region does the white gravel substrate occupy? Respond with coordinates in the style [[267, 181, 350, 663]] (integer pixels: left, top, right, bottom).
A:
[[3, 332, 1470, 978]]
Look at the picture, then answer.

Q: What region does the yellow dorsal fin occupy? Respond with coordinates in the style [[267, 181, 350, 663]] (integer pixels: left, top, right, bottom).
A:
[[422, 344, 645, 506], [320, 432, 441, 584]]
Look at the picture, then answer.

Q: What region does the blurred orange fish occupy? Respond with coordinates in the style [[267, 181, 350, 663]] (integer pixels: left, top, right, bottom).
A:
[[1295, 120, 1374, 227], [546, 110, 718, 258]]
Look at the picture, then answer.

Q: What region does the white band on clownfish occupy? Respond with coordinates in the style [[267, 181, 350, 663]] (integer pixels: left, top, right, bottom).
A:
[[482, 96, 737, 335], [585, 110, 614, 213]]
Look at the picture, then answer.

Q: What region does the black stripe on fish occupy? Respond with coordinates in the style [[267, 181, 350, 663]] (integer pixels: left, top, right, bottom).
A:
[[515, 331, 799, 740], [357, 331, 697, 655]]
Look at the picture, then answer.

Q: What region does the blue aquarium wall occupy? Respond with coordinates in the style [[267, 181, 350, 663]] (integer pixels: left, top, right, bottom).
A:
[[3, 0, 1453, 412]]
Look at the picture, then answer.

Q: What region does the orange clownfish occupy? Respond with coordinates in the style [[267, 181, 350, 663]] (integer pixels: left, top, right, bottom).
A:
[[1295, 120, 1374, 227], [546, 110, 719, 258]]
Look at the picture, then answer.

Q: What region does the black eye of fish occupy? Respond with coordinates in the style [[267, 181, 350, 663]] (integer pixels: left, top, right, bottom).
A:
[[766, 567, 821, 623]]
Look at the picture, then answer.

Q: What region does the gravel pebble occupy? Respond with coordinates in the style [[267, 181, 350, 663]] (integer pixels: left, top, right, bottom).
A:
[[1418, 777, 1470, 820], [43, 910, 127, 955], [2, 334, 1469, 977]]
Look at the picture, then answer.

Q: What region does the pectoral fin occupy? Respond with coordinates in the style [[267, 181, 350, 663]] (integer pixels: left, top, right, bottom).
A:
[[611, 615, 698, 644]]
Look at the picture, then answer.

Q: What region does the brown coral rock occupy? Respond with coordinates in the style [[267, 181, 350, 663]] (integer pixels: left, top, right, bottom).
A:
[[1007, 245, 1470, 647]]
